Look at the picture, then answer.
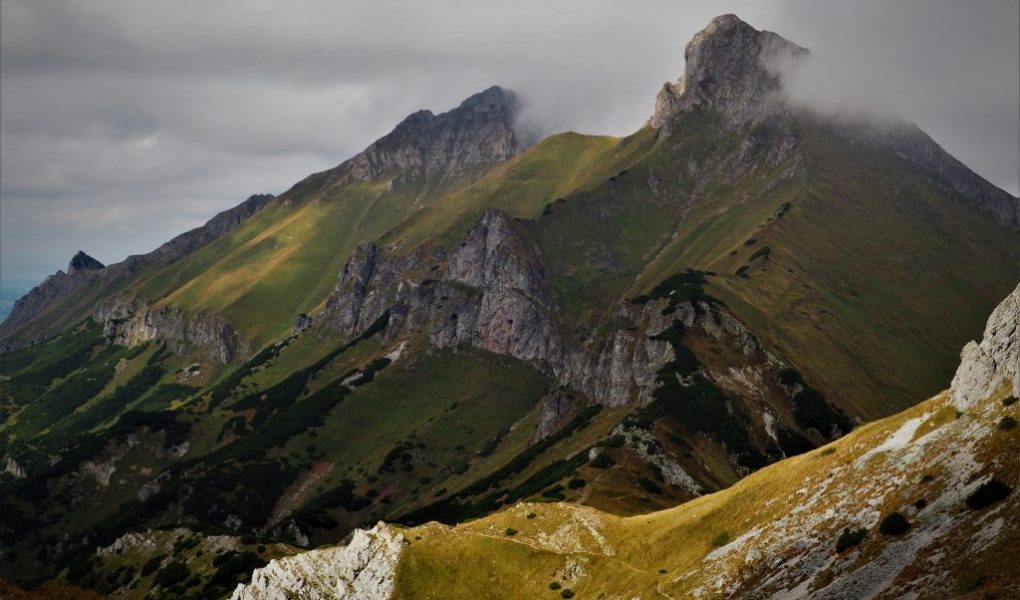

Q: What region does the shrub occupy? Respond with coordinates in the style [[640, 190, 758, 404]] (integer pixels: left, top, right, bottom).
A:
[[590, 453, 614, 469], [153, 561, 189, 588], [914, 498, 927, 510], [878, 512, 910, 535], [560, 590, 575, 599], [1003, 396, 1018, 406], [835, 527, 867, 552], [998, 416, 1017, 430], [567, 478, 586, 489], [549, 582, 561, 590], [711, 532, 730, 548], [141, 554, 166, 577], [966, 478, 1012, 510], [505, 528, 518, 536], [921, 474, 935, 484], [526, 512, 537, 519], [658, 568, 668, 574]]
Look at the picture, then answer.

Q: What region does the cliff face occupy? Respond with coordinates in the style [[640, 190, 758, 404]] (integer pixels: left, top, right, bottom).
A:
[[94, 296, 256, 364]]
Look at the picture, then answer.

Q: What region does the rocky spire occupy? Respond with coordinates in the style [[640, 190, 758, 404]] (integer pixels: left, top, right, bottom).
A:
[[342, 85, 522, 183], [67, 250, 104, 273], [651, 14, 806, 133]]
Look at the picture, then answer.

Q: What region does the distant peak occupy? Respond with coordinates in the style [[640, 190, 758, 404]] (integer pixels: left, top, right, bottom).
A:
[[68, 250, 104, 273], [457, 85, 517, 113], [652, 14, 807, 132]]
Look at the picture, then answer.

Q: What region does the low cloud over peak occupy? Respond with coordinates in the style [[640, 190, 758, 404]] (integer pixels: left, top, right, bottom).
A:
[[2, 0, 1016, 285]]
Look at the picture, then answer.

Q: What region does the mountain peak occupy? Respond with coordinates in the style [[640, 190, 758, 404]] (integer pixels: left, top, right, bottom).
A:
[[651, 14, 806, 132], [67, 250, 104, 273], [341, 85, 522, 183]]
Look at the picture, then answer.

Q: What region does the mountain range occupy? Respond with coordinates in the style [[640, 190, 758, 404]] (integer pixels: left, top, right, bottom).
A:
[[0, 14, 1017, 599]]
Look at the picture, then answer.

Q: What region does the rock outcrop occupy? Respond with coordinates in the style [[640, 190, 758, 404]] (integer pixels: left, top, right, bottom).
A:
[[651, 14, 807, 133], [95, 296, 255, 364], [335, 86, 522, 184], [231, 523, 405, 600], [68, 251, 105, 274], [951, 283, 1019, 410]]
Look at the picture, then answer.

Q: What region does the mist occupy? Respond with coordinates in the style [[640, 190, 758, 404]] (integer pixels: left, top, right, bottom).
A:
[[1, 0, 1016, 286]]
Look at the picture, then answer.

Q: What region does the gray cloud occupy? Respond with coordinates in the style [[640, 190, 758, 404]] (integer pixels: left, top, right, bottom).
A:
[[1, 0, 1016, 286]]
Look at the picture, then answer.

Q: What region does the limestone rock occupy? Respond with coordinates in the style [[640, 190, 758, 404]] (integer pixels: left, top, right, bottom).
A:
[[951, 284, 1019, 410], [231, 523, 405, 600]]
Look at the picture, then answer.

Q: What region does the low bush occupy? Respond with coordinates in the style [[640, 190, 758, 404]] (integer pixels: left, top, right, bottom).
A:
[[711, 532, 730, 548], [560, 590, 575, 598], [567, 478, 586, 489], [1003, 396, 1018, 406], [835, 527, 867, 552], [966, 478, 1012, 510], [153, 561, 189, 588], [998, 416, 1017, 430], [549, 582, 561, 590], [504, 528, 518, 536], [141, 554, 166, 577], [590, 453, 614, 469], [878, 512, 910, 535]]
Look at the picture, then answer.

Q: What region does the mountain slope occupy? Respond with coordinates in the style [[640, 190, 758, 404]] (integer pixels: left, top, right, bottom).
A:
[[232, 283, 1020, 600], [1, 13, 1017, 598]]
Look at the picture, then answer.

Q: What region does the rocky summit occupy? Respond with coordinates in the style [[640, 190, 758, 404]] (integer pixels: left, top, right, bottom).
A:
[[0, 13, 1017, 600]]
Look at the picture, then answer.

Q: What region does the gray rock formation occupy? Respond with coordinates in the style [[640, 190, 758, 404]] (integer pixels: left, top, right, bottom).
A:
[[651, 14, 807, 133], [951, 283, 1019, 410], [335, 85, 522, 184], [68, 251, 105, 274], [95, 296, 255, 364], [231, 523, 405, 600]]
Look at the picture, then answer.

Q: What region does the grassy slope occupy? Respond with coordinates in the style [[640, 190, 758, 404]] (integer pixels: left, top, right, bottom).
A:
[[392, 382, 1019, 599], [632, 117, 1020, 418]]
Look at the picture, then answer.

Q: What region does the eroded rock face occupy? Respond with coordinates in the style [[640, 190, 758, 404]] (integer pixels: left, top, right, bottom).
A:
[[951, 283, 1020, 410], [95, 296, 255, 364], [231, 523, 405, 600], [339, 86, 521, 184], [651, 14, 807, 132]]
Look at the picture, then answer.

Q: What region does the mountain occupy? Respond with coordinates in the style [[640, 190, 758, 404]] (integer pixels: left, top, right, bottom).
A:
[[0, 13, 1017, 598], [229, 282, 1019, 600]]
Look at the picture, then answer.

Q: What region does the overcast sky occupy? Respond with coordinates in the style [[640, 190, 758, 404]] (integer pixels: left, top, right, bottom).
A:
[[1, 0, 1017, 286]]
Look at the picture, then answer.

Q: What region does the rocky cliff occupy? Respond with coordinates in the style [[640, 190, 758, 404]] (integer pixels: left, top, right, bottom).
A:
[[651, 14, 807, 133], [231, 523, 405, 600], [95, 295, 256, 364], [334, 86, 521, 185]]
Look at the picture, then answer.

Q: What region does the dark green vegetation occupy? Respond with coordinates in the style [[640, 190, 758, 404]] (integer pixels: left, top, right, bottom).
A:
[[835, 527, 867, 552], [965, 478, 1012, 510], [878, 512, 911, 536]]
